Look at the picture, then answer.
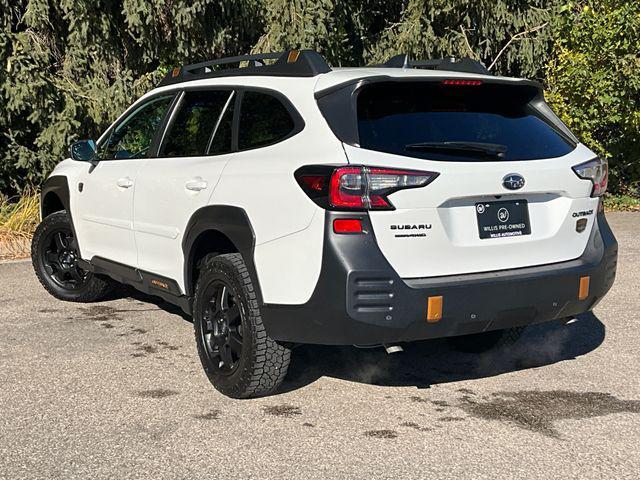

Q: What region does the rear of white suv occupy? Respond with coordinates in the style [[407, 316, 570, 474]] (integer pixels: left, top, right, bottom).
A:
[[263, 66, 617, 350], [32, 50, 617, 399]]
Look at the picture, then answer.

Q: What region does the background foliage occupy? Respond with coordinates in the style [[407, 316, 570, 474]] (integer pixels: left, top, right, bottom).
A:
[[1, 0, 638, 196], [546, 0, 640, 195]]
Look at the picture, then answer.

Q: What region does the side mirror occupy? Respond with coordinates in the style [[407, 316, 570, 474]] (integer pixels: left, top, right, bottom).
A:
[[69, 139, 97, 162]]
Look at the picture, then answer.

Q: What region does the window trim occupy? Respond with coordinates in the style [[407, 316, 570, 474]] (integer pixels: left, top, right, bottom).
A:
[[156, 90, 186, 156], [96, 93, 178, 161], [205, 90, 236, 155], [231, 90, 242, 152]]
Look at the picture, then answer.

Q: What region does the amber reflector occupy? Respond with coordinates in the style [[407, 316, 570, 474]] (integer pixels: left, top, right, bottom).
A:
[[287, 50, 300, 63], [578, 276, 590, 300], [427, 296, 443, 323]]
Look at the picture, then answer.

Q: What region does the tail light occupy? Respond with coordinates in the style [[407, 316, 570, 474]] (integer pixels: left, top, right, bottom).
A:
[[295, 165, 439, 211], [572, 157, 608, 197]]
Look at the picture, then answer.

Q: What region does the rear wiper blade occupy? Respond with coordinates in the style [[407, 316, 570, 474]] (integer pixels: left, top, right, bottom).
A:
[[405, 141, 508, 158]]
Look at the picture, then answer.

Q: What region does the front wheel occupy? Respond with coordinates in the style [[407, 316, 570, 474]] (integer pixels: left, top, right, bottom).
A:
[[193, 253, 291, 398], [31, 211, 115, 302]]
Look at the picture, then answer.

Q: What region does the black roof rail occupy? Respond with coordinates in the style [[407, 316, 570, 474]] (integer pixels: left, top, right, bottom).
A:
[[382, 54, 491, 75], [159, 49, 332, 86]]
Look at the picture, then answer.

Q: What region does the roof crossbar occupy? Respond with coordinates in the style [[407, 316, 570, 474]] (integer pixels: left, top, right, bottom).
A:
[[383, 54, 491, 75], [159, 49, 332, 86], [177, 52, 283, 75]]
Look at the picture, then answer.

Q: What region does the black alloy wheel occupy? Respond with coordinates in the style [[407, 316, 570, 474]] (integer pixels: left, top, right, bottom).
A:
[[200, 280, 244, 374], [40, 227, 89, 290], [32, 210, 115, 302]]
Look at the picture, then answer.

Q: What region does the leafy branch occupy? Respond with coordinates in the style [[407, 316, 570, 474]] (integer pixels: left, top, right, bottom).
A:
[[488, 22, 549, 71]]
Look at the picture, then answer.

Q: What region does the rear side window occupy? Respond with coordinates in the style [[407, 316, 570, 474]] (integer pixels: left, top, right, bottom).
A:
[[238, 91, 295, 150], [357, 82, 575, 161], [161, 90, 232, 157]]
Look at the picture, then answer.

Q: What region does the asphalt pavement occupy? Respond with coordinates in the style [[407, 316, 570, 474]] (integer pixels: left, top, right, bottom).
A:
[[1, 212, 638, 479]]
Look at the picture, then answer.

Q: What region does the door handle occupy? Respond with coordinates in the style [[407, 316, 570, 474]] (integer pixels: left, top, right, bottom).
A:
[[185, 178, 208, 192], [116, 177, 134, 189]]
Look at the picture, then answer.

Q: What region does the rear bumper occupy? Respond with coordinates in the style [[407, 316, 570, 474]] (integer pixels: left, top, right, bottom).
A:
[[261, 211, 618, 345]]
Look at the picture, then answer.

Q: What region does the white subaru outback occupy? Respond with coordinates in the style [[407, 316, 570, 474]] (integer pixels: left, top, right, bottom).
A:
[[32, 50, 617, 398]]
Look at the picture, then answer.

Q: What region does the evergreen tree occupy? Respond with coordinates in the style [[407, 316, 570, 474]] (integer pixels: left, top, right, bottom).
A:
[[0, 0, 637, 196], [0, 0, 262, 192], [366, 0, 556, 77]]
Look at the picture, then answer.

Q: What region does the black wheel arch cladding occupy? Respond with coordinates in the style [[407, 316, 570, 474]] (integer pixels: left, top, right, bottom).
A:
[[41, 176, 71, 217], [40, 175, 85, 253], [182, 205, 262, 301]]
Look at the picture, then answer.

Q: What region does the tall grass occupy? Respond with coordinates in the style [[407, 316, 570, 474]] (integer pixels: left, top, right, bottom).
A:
[[0, 190, 40, 260]]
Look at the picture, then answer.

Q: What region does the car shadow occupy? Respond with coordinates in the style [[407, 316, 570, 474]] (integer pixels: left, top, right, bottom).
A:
[[279, 312, 605, 394], [104, 286, 605, 394], [105, 285, 193, 322]]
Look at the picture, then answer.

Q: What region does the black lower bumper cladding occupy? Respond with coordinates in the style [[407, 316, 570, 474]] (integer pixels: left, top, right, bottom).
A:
[[261, 211, 617, 345]]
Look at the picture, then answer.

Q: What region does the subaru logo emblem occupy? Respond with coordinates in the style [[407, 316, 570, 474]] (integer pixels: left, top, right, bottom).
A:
[[502, 173, 525, 190]]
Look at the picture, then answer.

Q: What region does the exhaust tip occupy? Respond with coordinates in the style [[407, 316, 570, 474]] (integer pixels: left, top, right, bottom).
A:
[[384, 344, 404, 354]]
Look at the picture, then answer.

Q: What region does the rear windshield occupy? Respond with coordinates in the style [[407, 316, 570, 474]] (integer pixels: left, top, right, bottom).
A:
[[357, 82, 574, 161]]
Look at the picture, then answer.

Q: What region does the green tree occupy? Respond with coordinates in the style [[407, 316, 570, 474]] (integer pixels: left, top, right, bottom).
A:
[[546, 0, 640, 194], [252, 0, 402, 65], [2, 0, 637, 198], [0, 0, 262, 193], [366, 0, 556, 78]]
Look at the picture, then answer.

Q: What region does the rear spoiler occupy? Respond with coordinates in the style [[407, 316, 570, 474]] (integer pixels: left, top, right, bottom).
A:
[[315, 75, 543, 99]]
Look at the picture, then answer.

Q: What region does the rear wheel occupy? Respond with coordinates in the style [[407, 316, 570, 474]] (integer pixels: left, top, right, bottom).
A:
[[31, 211, 115, 302], [193, 253, 291, 398], [447, 327, 525, 353]]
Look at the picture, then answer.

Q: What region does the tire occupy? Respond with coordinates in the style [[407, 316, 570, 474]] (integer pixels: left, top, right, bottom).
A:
[[193, 253, 291, 398], [31, 211, 115, 302], [447, 327, 526, 354]]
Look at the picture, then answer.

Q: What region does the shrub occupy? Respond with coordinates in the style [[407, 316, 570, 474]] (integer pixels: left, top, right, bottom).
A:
[[0, 189, 39, 259], [545, 0, 640, 194]]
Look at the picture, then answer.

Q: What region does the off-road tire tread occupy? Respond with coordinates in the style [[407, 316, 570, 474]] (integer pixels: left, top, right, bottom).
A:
[[31, 211, 115, 302], [194, 253, 291, 398]]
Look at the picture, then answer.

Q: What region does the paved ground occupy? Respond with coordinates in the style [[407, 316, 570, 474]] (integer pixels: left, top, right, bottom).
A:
[[1, 213, 639, 480]]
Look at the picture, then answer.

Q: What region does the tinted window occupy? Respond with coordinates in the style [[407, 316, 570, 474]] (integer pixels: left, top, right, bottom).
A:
[[100, 95, 173, 160], [357, 82, 574, 161], [238, 91, 295, 150], [161, 90, 232, 157], [208, 92, 234, 155]]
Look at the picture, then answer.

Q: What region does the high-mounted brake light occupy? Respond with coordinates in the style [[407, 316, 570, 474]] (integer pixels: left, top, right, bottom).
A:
[[441, 79, 483, 86], [572, 157, 608, 197], [295, 165, 439, 211]]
